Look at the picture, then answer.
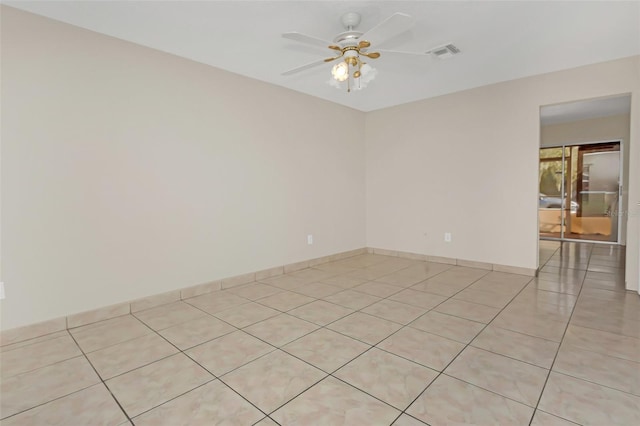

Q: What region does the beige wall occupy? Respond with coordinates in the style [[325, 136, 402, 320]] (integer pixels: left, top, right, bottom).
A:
[[0, 7, 366, 329], [541, 113, 631, 244], [365, 56, 639, 291], [2, 7, 639, 331]]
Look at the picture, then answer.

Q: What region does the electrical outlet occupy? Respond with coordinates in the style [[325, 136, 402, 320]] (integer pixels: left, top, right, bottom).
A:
[[444, 232, 452, 242], [0, 282, 5, 300], [307, 234, 313, 245]]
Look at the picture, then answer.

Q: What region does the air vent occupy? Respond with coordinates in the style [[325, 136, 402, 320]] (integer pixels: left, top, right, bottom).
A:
[[430, 44, 460, 59]]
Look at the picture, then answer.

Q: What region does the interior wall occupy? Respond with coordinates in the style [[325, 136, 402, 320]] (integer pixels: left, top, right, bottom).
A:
[[541, 113, 631, 244], [0, 7, 366, 330], [365, 56, 639, 291]]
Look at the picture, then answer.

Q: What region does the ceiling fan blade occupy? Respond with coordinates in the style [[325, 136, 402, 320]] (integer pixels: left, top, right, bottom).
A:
[[328, 45, 342, 51], [358, 40, 371, 49], [360, 13, 414, 45], [375, 49, 430, 57], [281, 58, 330, 76], [324, 52, 344, 62], [360, 51, 380, 59], [282, 32, 334, 48]]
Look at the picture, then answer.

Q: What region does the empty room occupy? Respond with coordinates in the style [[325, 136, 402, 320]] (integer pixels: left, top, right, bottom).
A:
[[1, 1, 639, 425]]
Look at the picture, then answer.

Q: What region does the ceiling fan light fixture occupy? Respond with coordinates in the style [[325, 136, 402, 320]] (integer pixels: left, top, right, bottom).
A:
[[331, 61, 349, 81]]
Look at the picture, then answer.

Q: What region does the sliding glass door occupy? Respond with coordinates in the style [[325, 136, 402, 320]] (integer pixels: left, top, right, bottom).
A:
[[539, 141, 621, 243]]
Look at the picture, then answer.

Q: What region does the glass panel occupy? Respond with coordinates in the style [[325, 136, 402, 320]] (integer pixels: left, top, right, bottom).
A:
[[539, 148, 566, 239], [539, 142, 620, 243], [568, 143, 620, 242]]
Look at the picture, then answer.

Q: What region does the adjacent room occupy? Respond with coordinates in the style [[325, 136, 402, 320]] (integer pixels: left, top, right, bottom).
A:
[[1, 1, 639, 425]]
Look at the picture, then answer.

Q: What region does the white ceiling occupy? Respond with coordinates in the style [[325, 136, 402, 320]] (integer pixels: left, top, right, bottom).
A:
[[5, 0, 640, 112]]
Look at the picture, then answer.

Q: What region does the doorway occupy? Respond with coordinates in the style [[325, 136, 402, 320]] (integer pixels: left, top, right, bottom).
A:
[[538, 141, 622, 243]]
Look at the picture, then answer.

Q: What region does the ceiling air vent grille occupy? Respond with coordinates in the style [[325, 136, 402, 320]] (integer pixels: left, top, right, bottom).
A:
[[430, 44, 460, 59]]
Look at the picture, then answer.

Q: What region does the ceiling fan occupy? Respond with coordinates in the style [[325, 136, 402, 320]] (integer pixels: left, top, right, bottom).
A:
[[281, 12, 457, 92]]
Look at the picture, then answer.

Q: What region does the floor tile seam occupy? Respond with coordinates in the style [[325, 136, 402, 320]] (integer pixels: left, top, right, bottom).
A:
[[321, 296, 383, 312], [404, 324, 475, 345], [530, 242, 593, 419], [551, 370, 640, 400], [571, 306, 640, 325], [188, 343, 279, 380], [237, 315, 323, 349], [352, 283, 407, 299], [133, 306, 231, 331], [483, 323, 562, 344], [286, 309, 354, 328], [211, 310, 282, 330], [323, 319, 402, 348], [0, 352, 89, 382], [560, 340, 640, 366], [279, 339, 373, 376], [500, 304, 574, 324], [533, 408, 582, 425], [126, 377, 219, 420], [213, 297, 282, 313], [320, 369, 410, 414], [287, 287, 345, 300], [240, 320, 321, 348], [246, 369, 329, 418], [168, 328, 238, 352], [392, 268, 540, 425], [438, 372, 540, 408], [108, 314, 223, 383], [0, 329, 80, 355], [332, 343, 441, 382], [578, 289, 640, 302], [72, 329, 158, 356], [449, 294, 514, 310], [386, 262, 458, 286], [0, 329, 73, 352], [526, 286, 581, 297], [255, 416, 282, 426], [372, 344, 454, 373], [66, 329, 133, 424], [96, 350, 205, 382], [373, 275, 442, 288], [0, 380, 106, 422], [488, 324, 562, 344], [182, 296, 251, 316], [568, 322, 640, 341], [360, 269, 512, 365], [357, 306, 426, 327], [250, 294, 320, 313], [185, 299, 255, 325], [564, 322, 640, 344], [549, 367, 640, 398], [0, 329, 84, 378], [374, 270, 496, 327], [65, 313, 136, 334], [465, 343, 555, 370], [385, 289, 448, 304]]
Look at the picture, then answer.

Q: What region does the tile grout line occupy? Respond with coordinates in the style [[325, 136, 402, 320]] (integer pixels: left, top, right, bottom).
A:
[[385, 269, 540, 424], [528, 242, 594, 426], [124, 311, 274, 424], [193, 259, 462, 422], [66, 329, 134, 425]]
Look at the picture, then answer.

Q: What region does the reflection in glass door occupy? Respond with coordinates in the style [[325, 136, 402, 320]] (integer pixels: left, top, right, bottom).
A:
[[539, 142, 621, 243]]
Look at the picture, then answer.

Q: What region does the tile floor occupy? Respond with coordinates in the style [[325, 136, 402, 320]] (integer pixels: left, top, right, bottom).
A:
[[1, 242, 639, 425]]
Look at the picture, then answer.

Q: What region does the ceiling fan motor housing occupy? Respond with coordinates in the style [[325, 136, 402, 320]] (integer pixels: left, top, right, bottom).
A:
[[334, 12, 364, 44]]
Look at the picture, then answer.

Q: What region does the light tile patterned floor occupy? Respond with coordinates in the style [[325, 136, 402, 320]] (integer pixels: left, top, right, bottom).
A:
[[1, 241, 639, 425]]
